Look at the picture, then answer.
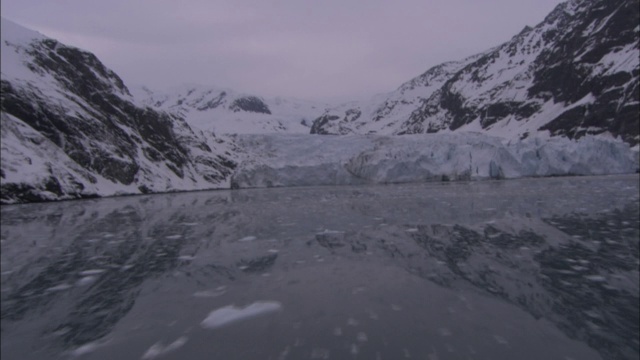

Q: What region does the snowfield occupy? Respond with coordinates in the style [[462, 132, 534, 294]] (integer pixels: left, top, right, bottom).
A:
[[229, 133, 639, 189]]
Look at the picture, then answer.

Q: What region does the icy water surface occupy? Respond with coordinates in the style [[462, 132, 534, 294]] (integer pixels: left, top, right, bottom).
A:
[[1, 175, 639, 360]]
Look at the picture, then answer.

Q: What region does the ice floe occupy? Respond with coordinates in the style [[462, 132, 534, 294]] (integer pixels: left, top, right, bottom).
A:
[[200, 301, 282, 329], [141, 336, 188, 359]]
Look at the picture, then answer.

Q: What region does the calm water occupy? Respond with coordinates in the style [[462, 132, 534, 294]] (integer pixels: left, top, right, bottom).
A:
[[1, 175, 639, 360]]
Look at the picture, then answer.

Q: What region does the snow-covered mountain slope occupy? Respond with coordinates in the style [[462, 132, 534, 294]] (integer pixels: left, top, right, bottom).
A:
[[311, 0, 639, 147], [131, 85, 328, 135], [0, 18, 236, 204], [229, 133, 639, 189]]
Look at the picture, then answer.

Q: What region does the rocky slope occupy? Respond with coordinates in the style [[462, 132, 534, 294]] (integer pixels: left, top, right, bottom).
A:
[[0, 18, 236, 203], [311, 0, 639, 147]]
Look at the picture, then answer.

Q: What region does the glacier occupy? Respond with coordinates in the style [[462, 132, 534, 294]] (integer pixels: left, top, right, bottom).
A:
[[230, 132, 639, 189]]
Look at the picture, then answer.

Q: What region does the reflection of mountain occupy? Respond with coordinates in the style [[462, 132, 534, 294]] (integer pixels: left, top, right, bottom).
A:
[[2, 211, 186, 349], [0, 195, 239, 351], [313, 206, 639, 360]]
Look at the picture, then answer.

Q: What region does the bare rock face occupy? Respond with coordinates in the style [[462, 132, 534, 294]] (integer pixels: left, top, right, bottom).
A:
[[229, 96, 272, 114], [312, 0, 639, 147]]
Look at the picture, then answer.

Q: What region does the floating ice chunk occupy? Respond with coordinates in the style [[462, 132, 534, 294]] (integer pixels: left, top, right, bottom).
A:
[[310, 348, 330, 359], [79, 269, 106, 276], [438, 328, 452, 336], [181, 222, 199, 226], [391, 304, 402, 311], [76, 276, 96, 287], [333, 327, 343, 336], [178, 255, 195, 261], [316, 229, 344, 235], [357, 332, 368, 342], [493, 335, 509, 345], [239, 236, 257, 242], [350, 343, 359, 355], [428, 348, 440, 360], [201, 301, 282, 329], [193, 287, 226, 298], [278, 346, 290, 360], [67, 338, 112, 357], [347, 317, 359, 326], [141, 336, 188, 359], [267, 249, 279, 253], [165, 235, 183, 240], [69, 342, 101, 356], [584, 275, 607, 282], [405, 228, 419, 233], [46, 283, 71, 292]]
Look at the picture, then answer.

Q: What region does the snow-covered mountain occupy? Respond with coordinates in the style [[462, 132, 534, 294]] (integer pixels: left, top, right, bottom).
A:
[[0, 18, 237, 203], [131, 84, 328, 135], [311, 0, 639, 147]]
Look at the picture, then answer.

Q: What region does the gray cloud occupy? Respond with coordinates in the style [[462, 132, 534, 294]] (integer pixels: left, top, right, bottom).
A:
[[1, 0, 563, 101]]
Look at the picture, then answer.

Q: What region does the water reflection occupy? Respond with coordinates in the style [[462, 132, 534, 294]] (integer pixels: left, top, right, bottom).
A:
[[1, 175, 638, 360]]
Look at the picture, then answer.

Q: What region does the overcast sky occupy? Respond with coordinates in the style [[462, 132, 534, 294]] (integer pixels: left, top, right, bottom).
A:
[[2, 0, 563, 101]]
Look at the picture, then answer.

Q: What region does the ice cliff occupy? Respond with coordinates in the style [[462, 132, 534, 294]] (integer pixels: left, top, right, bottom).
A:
[[230, 133, 639, 189]]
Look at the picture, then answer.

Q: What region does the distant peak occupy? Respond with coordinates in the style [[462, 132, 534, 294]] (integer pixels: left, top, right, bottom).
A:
[[518, 25, 533, 35]]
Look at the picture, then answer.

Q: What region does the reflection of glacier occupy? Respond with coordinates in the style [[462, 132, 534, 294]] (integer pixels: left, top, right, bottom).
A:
[[1, 175, 638, 359], [230, 133, 639, 189]]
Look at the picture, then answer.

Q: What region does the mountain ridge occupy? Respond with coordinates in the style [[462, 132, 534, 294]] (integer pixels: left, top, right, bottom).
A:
[[131, 83, 329, 135]]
